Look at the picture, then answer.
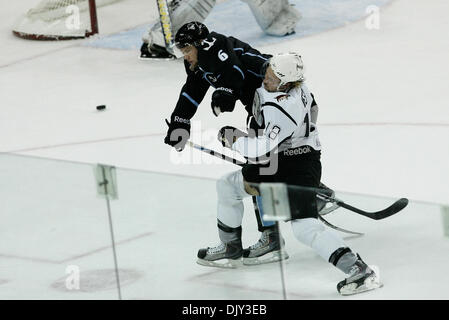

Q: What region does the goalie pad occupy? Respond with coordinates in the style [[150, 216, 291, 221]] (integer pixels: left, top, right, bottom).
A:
[[143, 0, 216, 55], [242, 0, 302, 36]]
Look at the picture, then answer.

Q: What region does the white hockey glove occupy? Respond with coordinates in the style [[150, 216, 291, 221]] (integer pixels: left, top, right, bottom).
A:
[[218, 126, 247, 148]]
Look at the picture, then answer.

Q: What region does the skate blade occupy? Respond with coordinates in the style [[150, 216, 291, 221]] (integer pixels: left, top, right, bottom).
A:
[[243, 250, 289, 266], [339, 265, 383, 296], [196, 258, 242, 269], [339, 281, 383, 296]]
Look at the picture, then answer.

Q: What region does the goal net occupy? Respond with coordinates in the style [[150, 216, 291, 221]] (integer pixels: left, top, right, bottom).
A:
[[13, 0, 123, 40]]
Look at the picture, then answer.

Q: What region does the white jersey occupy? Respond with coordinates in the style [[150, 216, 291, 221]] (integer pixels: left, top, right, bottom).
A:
[[232, 84, 321, 160]]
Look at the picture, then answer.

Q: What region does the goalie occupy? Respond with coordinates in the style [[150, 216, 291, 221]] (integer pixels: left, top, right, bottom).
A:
[[141, 0, 302, 59]]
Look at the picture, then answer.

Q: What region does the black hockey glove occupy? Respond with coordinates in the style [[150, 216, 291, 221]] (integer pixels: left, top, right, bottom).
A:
[[211, 87, 237, 117], [218, 126, 247, 148], [164, 116, 191, 152]]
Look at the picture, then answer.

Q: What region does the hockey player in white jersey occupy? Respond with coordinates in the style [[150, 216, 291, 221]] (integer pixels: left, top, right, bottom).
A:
[[141, 0, 301, 59], [196, 53, 382, 295]]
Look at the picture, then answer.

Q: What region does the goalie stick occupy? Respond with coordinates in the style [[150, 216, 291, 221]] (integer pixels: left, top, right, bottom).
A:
[[156, 0, 176, 56], [187, 141, 408, 221]]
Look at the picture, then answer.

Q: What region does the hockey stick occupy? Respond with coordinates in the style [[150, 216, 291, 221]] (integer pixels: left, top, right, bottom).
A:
[[187, 141, 408, 221], [186, 141, 362, 235], [316, 192, 409, 221], [156, 0, 176, 56], [186, 140, 246, 166]]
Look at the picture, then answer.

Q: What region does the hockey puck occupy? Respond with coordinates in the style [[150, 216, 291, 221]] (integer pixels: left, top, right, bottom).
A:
[[96, 105, 106, 111]]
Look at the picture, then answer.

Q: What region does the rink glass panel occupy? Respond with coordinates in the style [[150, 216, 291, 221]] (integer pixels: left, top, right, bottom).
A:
[[108, 167, 285, 300], [0, 154, 117, 299], [272, 184, 449, 299], [1, 153, 447, 299]]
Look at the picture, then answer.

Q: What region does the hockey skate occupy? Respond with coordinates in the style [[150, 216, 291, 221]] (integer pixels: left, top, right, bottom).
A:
[[337, 255, 382, 295], [139, 43, 177, 60], [197, 240, 243, 268], [242, 229, 289, 266]]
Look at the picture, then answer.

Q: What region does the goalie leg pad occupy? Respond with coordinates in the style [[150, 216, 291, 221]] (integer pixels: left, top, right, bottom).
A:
[[243, 0, 301, 36], [170, 0, 216, 28], [143, 0, 216, 48]]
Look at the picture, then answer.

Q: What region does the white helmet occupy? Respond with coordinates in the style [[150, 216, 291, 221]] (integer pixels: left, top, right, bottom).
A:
[[269, 52, 305, 87]]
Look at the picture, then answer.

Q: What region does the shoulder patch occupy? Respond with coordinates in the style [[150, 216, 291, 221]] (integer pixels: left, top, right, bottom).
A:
[[201, 37, 217, 51], [275, 94, 290, 102]]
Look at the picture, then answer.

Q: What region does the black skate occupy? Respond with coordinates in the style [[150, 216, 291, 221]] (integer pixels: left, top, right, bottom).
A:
[[242, 229, 289, 266], [337, 255, 382, 295], [197, 240, 243, 268], [139, 43, 176, 60]]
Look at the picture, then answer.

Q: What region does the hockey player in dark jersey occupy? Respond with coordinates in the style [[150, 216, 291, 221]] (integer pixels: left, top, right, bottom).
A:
[[164, 20, 270, 136], [164, 21, 288, 265]]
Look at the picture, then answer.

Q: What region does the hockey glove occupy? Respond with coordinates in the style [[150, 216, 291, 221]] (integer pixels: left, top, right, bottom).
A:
[[218, 126, 247, 148], [164, 116, 191, 152], [211, 87, 237, 116]]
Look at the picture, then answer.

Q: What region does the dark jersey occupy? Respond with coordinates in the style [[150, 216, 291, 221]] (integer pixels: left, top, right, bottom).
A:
[[170, 31, 271, 121]]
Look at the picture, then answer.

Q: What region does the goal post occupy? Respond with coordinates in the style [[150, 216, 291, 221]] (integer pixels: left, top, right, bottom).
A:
[[12, 0, 121, 40]]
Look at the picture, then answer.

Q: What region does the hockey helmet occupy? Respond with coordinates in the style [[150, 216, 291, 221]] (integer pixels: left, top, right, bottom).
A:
[[269, 52, 305, 86], [175, 21, 209, 49]]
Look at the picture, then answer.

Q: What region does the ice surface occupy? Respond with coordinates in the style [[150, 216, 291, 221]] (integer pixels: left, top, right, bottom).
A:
[[0, 0, 448, 299]]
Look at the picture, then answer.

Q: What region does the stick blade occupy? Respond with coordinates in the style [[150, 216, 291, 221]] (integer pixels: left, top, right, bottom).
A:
[[371, 197, 409, 220]]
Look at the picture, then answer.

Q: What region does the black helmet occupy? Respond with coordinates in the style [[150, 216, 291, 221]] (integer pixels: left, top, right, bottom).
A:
[[175, 21, 209, 49]]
